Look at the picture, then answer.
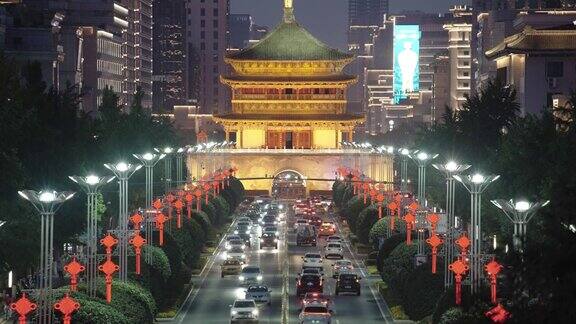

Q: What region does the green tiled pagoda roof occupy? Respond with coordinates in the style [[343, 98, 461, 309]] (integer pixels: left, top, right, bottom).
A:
[[228, 22, 353, 61]]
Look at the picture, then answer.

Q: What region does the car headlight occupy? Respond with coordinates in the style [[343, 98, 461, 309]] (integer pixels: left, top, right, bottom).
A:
[[231, 310, 237, 315], [252, 309, 259, 316], [274, 239, 278, 243], [234, 230, 239, 234], [260, 239, 264, 243], [245, 231, 250, 234], [241, 254, 246, 259], [257, 275, 263, 281], [239, 276, 245, 281]]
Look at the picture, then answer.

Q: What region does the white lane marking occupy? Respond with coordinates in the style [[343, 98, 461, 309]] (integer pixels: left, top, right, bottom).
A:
[[332, 215, 393, 324], [176, 219, 237, 324]]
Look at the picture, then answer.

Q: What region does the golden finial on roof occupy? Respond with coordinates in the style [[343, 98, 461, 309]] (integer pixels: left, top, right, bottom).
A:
[[284, 0, 294, 23]]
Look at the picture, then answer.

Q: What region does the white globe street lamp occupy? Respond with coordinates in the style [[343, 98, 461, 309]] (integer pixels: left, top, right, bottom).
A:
[[490, 199, 550, 252]]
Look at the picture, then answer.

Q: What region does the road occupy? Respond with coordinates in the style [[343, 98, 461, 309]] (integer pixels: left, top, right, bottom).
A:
[[177, 203, 392, 324]]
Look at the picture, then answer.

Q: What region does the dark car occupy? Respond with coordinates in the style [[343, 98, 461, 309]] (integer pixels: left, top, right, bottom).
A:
[[335, 273, 361, 296], [235, 225, 252, 246], [297, 274, 323, 297], [308, 216, 323, 228], [260, 233, 278, 249], [260, 215, 278, 226], [296, 225, 317, 247]]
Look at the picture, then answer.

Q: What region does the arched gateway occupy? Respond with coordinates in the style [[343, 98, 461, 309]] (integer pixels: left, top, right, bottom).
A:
[[187, 0, 393, 194], [272, 170, 306, 199]]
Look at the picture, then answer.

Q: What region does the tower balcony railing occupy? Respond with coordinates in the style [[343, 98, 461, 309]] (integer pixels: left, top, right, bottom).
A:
[[191, 147, 390, 155], [234, 94, 344, 101]]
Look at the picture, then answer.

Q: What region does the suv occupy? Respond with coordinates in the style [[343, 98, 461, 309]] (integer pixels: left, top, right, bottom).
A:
[[260, 233, 278, 249], [335, 273, 361, 296], [245, 285, 271, 305], [324, 243, 343, 259], [301, 253, 323, 271], [296, 225, 317, 247], [298, 302, 331, 323], [230, 299, 258, 323], [297, 274, 323, 297], [302, 293, 332, 312]]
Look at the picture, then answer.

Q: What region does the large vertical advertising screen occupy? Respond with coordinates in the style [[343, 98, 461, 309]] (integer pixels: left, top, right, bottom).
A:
[[393, 25, 421, 104]]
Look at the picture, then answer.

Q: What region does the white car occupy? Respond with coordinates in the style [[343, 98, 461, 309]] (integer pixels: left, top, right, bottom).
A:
[[225, 235, 242, 250], [326, 235, 343, 244], [294, 219, 309, 231], [245, 285, 271, 305], [324, 243, 344, 259], [239, 265, 263, 285], [299, 268, 323, 278], [263, 226, 279, 236], [299, 301, 331, 324], [331, 259, 353, 278], [228, 239, 246, 250], [226, 247, 246, 262], [230, 299, 259, 323], [302, 253, 323, 270]]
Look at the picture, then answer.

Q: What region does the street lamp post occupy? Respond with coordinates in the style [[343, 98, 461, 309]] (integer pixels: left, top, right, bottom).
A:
[[133, 153, 165, 209], [454, 173, 499, 294], [490, 199, 549, 252], [68, 175, 115, 297], [175, 147, 186, 186], [433, 161, 471, 288], [155, 147, 174, 193], [18, 190, 75, 324], [410, 151, 437, 256], [104, 162, 142, 282], [398, 148, 410, 191]]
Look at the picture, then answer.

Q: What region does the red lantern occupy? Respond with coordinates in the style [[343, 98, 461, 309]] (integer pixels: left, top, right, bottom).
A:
[[129, 233, 147, 275], [408, 201, 419, 213], [352, 177, 359, 194], [387, 201, 398, 230], [152, 199, 163, 211], [404, 213, 416, 245], [130, 212, 144, 232], [203, 183, 211, 204], [98, 259, 119, 303], [53, 293, 80, 324], [100, 234, 118, 259], [63, 257, 85, 291], [426, 234, 443, 274], [154, 212, 169, 246], [173, 199, 184, 229], [165, 193, 176, 221], [185, 193, 194, 219], [485, 259, 503, 304], [363, 182, 370, 204], [455, 234, 471, 258], [194, 188, 203, 211], [212, 180, 219, 196], [10, 293, 37, 324], [376, 194, 385, 219], [485, 304, 510, 323], [448, 258, 469, 305]]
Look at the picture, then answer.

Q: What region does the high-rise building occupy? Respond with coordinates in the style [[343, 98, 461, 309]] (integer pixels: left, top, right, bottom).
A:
[[153, 0, 187, 112], [229, 13, 252, 50], [347, 0, 389, 121], [186, 0, 230, 114]]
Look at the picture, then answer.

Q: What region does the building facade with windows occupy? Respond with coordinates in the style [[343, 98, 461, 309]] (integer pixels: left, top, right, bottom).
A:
[[186, 0, 230, 114]]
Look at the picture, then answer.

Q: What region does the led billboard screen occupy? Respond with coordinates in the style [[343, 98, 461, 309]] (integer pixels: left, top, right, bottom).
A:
[[393, 25, 421, 104]]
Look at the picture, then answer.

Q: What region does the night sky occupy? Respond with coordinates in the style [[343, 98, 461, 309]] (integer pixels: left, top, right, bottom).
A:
[[231, 0, 471, 50]]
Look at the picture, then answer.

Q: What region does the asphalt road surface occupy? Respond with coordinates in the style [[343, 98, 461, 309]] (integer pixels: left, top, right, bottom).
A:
[[177, 203, 393, 324]]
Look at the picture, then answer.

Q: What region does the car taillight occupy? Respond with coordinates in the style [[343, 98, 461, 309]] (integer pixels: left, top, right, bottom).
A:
[[297, 280, 301, 286]]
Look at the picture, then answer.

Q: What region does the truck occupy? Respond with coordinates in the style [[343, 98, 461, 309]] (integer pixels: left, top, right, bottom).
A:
[[297, 224, 317, 246]]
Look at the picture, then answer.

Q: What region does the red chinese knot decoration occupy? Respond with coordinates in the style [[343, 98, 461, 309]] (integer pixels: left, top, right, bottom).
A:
[[485, 259, 503, 304], [99, 259, 119, 303], [404, 213, 416, 245], [426, 234, 443, 274], [449, 258, 469, 305], [485, 304, 510, 323], [53, 293, 80, 324], [63, 257, 85, 291], [154, 212, 170, 246], [10, 293, 37, 324], [130, 233, 147, 275]]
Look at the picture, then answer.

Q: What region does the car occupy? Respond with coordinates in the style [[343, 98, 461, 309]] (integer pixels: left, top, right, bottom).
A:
[[296, 225, 317, 246], [294, 219, 309, 231], [335, 273, 361, 296], [262, 226, 279, 236], [235, 224, 252, 236], [260, 215, 278, 226], [237, 217, 252, 224], [298, 268, 323, 278], [324, 243, 344, 259], [260, 233, 278, 249], [298, 302, 331, 323], [302, 253, 323, 271], [245, 285, 271, 305], [318, 222, 336, 236], [331, 260, 353, 278], [326, 235, 343, 244], [226, 247, 246, 263], [308, 216, 323, 228], [239, 265, 263, 285], [228, 239, 246, 251], [221, 259, 242, 277], [230, 299, 259, 323], [296, 274, 323, 297], [302, 293, 333, 312], [225, 235, 242, 250]]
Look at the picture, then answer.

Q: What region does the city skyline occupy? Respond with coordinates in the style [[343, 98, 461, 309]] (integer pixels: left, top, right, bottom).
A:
[[231, 0, 470, 49]]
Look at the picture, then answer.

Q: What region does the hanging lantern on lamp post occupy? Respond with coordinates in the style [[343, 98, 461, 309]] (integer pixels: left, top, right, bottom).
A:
[[485, 258, 503, 304], [449, 258, 469, 305], [426, 233, 443, 274], [53, 294, 80, 324], [63, 257, 85, 291]]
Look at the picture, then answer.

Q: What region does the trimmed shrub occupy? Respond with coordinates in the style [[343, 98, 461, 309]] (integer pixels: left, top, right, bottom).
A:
[[212, 195, 231, 223], [142, 245, 172, 279], [369, 216, 407, 247], [136, 244, 172, 305], [356, 205, 379, 244], [400, 263, 445, 320], [220, 189, 238, 211], [380, 242, 419, 287], [340, 185, 354, 208], [191, 210, 211, 235], [53, 289, 129, 324], [376, 233, 406, 273], [342, 196, 369, 234], [332, 181, 347, 207], [94, 280, 156, 323], [200, 199, 218, 225]]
